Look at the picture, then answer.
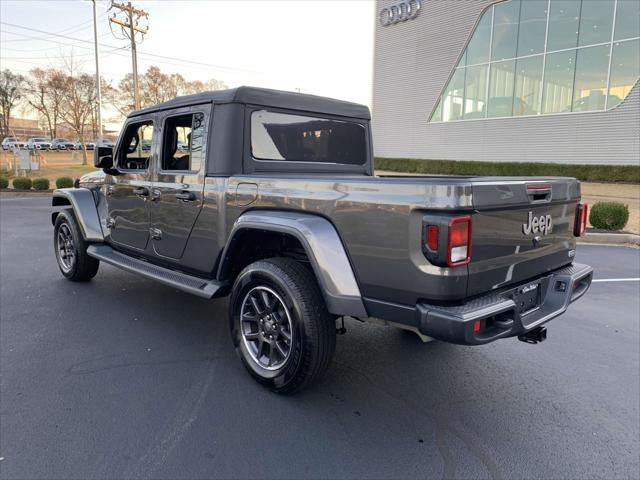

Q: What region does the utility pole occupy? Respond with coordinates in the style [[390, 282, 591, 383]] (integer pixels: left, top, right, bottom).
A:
[[109, 1, 148, 110], [92, 0, 103, 138]]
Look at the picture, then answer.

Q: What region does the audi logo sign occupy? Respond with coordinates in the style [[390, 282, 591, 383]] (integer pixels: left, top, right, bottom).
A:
[[379, 0, 422, 27]]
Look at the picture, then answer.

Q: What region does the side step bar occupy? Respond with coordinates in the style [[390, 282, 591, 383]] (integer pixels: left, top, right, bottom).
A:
[[87, 244, 227, 299]]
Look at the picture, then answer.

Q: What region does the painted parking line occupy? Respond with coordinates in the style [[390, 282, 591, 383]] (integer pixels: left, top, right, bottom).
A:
[[592, 278, 640, 283]]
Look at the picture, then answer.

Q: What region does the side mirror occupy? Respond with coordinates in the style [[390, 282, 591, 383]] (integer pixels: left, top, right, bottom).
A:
[[94, 146, 113, 168]]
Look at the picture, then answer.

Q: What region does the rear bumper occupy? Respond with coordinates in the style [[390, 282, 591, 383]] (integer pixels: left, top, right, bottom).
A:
[[365, 263, 593, 345]]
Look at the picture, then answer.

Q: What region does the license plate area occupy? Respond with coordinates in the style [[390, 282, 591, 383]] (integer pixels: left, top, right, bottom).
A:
[[516, 282, 541, 316]]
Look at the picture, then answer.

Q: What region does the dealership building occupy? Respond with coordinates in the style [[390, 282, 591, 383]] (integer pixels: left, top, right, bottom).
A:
[[372, 0, 640, 165]]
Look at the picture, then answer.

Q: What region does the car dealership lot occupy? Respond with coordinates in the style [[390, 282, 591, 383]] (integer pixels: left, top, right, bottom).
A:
[[1, 196, 638, 479]]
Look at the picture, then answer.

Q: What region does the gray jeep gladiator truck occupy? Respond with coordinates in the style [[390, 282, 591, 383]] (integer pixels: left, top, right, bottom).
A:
[[51, 87, 593, 393]]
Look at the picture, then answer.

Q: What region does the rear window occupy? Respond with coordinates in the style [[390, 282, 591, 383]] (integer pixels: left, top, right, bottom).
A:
[[251, 110, 366, 165]]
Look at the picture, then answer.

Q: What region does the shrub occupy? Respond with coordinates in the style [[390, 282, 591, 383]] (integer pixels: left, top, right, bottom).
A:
[[589, 202, 629, 231], [32, 178, 50, 190], [0, 177, 8, 189], [12, 177, 32, 190], [56, 177, 74, 189], [374, 158, 640, 183]]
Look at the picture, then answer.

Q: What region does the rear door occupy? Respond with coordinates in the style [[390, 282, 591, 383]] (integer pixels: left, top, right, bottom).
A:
[[107, 118, 155, 251], [467, 179, 581, 296], [148, 105, 210, 260]]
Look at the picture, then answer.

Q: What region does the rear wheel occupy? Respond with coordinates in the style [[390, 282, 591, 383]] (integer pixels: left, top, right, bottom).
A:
[[54, 209, 99, 281], [229, 257, 336, 394]]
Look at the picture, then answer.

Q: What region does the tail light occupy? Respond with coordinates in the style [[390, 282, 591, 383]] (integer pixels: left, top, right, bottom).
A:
[[574, 203, 588, 237], [448, 216, 472, 267], [426, 225, 439, 251]]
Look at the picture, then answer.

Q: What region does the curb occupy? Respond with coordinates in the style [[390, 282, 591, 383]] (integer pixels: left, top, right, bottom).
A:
[[0, 190, 54, 197], [579, 232, 640, 246]]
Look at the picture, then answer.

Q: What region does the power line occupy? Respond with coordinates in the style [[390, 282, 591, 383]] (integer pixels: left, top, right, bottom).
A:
[[1, 29, 112, 52], [0, 14, 110, 51], [0, 15, 104, 43], [0, 21, 258, 74], [0, 47, 127, 61]]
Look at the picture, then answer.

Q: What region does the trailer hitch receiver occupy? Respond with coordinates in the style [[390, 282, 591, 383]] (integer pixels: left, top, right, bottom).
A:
[[518, 326, 547, 344]]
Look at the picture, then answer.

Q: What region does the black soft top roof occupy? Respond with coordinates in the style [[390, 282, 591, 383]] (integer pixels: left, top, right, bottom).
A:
[[130, 86, 370, 120]]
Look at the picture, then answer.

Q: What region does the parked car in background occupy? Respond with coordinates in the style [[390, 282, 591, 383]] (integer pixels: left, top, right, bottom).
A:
[[51, 138, 75, 150], [26, 138, 52, 150], [1, 137, 23, 150], [73, 140, 96, 150], [96, 138, 115, 148]]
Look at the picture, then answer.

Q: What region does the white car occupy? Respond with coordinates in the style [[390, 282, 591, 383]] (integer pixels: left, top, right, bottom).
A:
[[1, 137, 23, 150], [51, 138, 75, 150], [26, 138, 52, 150], [73, 140, 96, 151]]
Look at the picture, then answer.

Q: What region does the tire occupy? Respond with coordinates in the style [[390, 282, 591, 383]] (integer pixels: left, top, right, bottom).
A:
[[53, 209, 100, 281], [229, 257, 336, 394]]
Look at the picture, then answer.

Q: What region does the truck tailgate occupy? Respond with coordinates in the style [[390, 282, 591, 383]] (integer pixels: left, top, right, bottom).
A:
[[468, 179, 581, 297]]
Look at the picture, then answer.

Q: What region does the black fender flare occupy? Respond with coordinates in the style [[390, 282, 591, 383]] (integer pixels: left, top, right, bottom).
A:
[[51, 188, 104, 241], [218, 211, 367, 318]]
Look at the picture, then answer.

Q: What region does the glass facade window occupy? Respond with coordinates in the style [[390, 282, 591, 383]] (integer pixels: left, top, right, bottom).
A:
[[463, 64, 488, 118], [430, 0, 640, 122], [542, 50, 576, 114], [608, 39, 640, 108], [491, 0, 520, 61], [615, 0, 640, 40], [513, 55, 543, 115], [572, 45, 610, 111], [578, 0, 614, 47], [517, 0, 548, 56], [466, 10, 492, 65], [488, 60, 516, 117], [441, 68, 465, 121], [547, 0, 581, 52]]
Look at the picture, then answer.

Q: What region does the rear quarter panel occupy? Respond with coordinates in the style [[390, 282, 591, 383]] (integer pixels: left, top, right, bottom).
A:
[[226, 175, 473, 306]]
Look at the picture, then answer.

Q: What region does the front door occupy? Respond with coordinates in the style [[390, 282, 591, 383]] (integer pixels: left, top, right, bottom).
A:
[[107, 119, 155, 251], [149, 107, 210, 260]]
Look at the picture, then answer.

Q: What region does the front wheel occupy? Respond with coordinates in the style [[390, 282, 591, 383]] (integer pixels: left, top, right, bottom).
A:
[[53, 209, 99, 281], [229, 257, 336, 394]]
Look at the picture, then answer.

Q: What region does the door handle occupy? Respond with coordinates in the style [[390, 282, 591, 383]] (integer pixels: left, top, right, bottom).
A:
[[133, 187, 149, 197], [175, 191, 196, 202]]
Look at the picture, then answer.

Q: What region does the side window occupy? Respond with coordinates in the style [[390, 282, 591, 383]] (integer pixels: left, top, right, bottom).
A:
[[117, 120, 154, 170], [161, 112, 206, 172], [250, 110, 367, 165]]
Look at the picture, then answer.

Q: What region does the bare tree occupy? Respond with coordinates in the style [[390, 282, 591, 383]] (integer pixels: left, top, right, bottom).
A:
[[109, 66, 227, 117], [0, 69, 25, 138], [59, 57, 97, 165], [142, 66, 179, 106], [25, 68, 66, 139]]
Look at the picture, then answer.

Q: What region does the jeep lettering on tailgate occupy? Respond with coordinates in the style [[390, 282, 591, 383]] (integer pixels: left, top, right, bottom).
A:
[[522, 211, 553, 235]]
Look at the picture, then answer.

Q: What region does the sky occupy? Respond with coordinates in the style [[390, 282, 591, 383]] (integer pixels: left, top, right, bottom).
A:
[[1, 0, 376, 123]]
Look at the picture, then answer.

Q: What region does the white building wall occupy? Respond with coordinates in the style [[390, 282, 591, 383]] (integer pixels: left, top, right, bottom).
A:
[[372, 0, 640, 165]]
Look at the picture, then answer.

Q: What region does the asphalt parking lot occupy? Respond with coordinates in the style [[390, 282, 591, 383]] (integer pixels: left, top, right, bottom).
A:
[[1, 196, 639, 480]]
